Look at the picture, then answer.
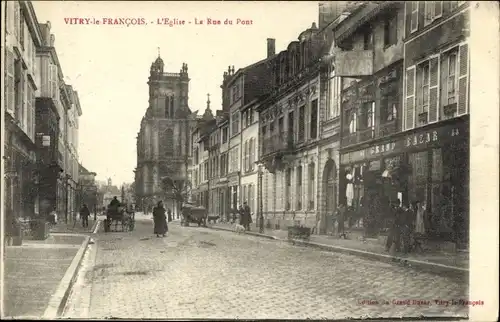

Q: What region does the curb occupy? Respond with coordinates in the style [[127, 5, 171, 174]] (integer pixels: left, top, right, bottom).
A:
[[289, 239, 469, 279], [43, 235, 92, 319], [206, 225, 468, 278], [50, 219, 100, 235], [91, 219, 101, 234]]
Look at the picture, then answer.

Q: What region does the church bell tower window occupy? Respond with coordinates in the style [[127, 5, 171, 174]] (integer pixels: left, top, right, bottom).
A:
[[165, 96, 170, 118], [170, 96, 175, 118]]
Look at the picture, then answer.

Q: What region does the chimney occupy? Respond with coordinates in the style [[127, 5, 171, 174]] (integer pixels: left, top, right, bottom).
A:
[[267, 38, 276, 58]]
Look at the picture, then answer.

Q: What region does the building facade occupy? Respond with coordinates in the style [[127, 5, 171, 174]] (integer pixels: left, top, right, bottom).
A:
[[78, 164, 97, 213], [35, 21, 63, 219], [333, 1, 470, 249], [135, 56, 194, 217], [257, 21, 339, 231], [4, 2, 84, 236], [334, 1, 406, 236], [4, 1, 43, 230], [402, 1, 469, 248]]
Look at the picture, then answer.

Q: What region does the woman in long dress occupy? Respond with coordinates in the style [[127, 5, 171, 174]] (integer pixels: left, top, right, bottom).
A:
[[415, 200, 426, 235], [153, 201, 168, 237]]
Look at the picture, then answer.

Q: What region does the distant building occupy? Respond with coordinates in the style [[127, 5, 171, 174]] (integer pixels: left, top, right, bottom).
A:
[[135, 54, 197, 216], [100, 178, 121, 208], [78, 164, 98, 212]]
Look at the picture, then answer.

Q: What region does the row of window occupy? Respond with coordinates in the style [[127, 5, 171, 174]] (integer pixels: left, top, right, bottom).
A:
[[409, 1, 466, 35], [265, 163, 316, 212], [404, 44, 469, 130], [261, 99, 319, 150], [272, 36, 317, 88], [4, 50, 36, 141]]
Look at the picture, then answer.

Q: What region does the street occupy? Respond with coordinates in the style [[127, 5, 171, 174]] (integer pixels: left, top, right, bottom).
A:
[[62, 215, 468, 320]]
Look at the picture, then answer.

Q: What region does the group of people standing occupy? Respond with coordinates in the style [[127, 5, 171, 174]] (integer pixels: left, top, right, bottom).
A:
[[385, 200, 427, 254]]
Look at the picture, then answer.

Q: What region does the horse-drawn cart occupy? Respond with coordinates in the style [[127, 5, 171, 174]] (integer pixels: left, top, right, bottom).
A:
[[180, 204, 207, 227], [104, 205, 135, 232]]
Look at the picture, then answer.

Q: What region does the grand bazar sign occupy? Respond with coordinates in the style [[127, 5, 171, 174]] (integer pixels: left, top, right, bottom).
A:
[[340, 122, 466, 165]]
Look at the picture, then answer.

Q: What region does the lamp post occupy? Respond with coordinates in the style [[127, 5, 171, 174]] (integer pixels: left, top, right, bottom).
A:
[[257, 165, 264, 233], [64, 174, 70, 224]]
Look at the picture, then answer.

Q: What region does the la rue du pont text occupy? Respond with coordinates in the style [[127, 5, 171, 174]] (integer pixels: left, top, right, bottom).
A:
[[157, 18, 253, 26]]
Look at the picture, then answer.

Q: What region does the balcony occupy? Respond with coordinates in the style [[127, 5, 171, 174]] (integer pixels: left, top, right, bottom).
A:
[[261, 132, 294, 157], [379, 120, 398, 137], [341, 127, 375, 147]]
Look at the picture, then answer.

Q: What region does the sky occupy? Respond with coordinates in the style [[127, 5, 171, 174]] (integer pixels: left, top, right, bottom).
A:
[[32, 1, 319, 186]]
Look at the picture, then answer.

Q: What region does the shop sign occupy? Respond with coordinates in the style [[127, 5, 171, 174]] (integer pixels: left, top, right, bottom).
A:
[[368, 141, 397, 157], [405, 130, 438, 148], [340, 121, 467, 165], [404, 123, 465, 149]]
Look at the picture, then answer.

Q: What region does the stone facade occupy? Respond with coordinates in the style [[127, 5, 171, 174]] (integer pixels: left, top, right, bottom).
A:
[[135, 56, 195, 217]]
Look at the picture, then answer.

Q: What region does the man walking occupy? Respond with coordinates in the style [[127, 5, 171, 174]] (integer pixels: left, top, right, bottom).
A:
[[243, 201, 252, 231], [80, 204, 90, 228]]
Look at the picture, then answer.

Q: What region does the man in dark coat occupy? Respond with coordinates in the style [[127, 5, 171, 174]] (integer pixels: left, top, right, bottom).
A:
[[336, 204, 346, 237], [385, 200, 402, 253], [109, 196, 120, 208], [242, 201, 252, 231], [153, 201, 168, 237], [80, 204, 90, 228]]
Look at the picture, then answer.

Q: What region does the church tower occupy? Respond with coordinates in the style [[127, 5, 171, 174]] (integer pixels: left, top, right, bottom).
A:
[[135, 50, 195, 216]]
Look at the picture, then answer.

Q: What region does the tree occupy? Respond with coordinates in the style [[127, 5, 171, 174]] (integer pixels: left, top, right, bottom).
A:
[[160, 176, 192, 205]]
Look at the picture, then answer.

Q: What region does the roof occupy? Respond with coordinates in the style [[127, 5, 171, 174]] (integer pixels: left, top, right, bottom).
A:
[[225, 55, 274, 88]]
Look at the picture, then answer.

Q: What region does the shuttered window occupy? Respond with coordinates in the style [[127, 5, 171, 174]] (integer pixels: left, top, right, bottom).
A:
[[310, 99, 318, 139], [298, 105, 305, 142], [447, 51, 458, 105], [457, 44, 469, 115], [410, 1, 419, 33], [428, 57, 439, 123], [296, 166, 302, 210], [14, 1, 19, 38], [5, 50, 15, 115], [405, 67, 416, 130], [308, 163, 315, 210], [285, 168, 291, 210], [249, 138, 254, 171]]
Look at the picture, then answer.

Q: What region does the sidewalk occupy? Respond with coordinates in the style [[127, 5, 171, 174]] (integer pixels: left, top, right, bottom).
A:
[[4, 234, 91, 318], [50, 217, 98, 234], [207, 222, 469, 276]]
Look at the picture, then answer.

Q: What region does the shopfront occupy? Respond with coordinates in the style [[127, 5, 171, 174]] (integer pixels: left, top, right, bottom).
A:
[[340, 117, 469, 244], [228, 174, 240, 213]]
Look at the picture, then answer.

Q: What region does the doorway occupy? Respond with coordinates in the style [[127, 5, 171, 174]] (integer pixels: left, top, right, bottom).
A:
[[320, 159, 337, 234]]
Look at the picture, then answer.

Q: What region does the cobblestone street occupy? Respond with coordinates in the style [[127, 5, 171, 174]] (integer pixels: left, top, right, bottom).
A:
[[63, 216, 468, 319]]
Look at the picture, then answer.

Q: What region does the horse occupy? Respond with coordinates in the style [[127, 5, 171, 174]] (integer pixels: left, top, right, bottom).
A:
[[107, 206, 131, 232]]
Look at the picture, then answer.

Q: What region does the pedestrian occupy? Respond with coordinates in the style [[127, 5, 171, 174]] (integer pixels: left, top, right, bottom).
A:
[[385, 200, 402, 253], [167, 208, 172, 222], [48, 207, 58, 225], [153, 201, 168, 238], [243, 201, 252, 231], [80, 204, 90, 228], [400, 203, 415, 254], [336, 203, 346, 237]]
